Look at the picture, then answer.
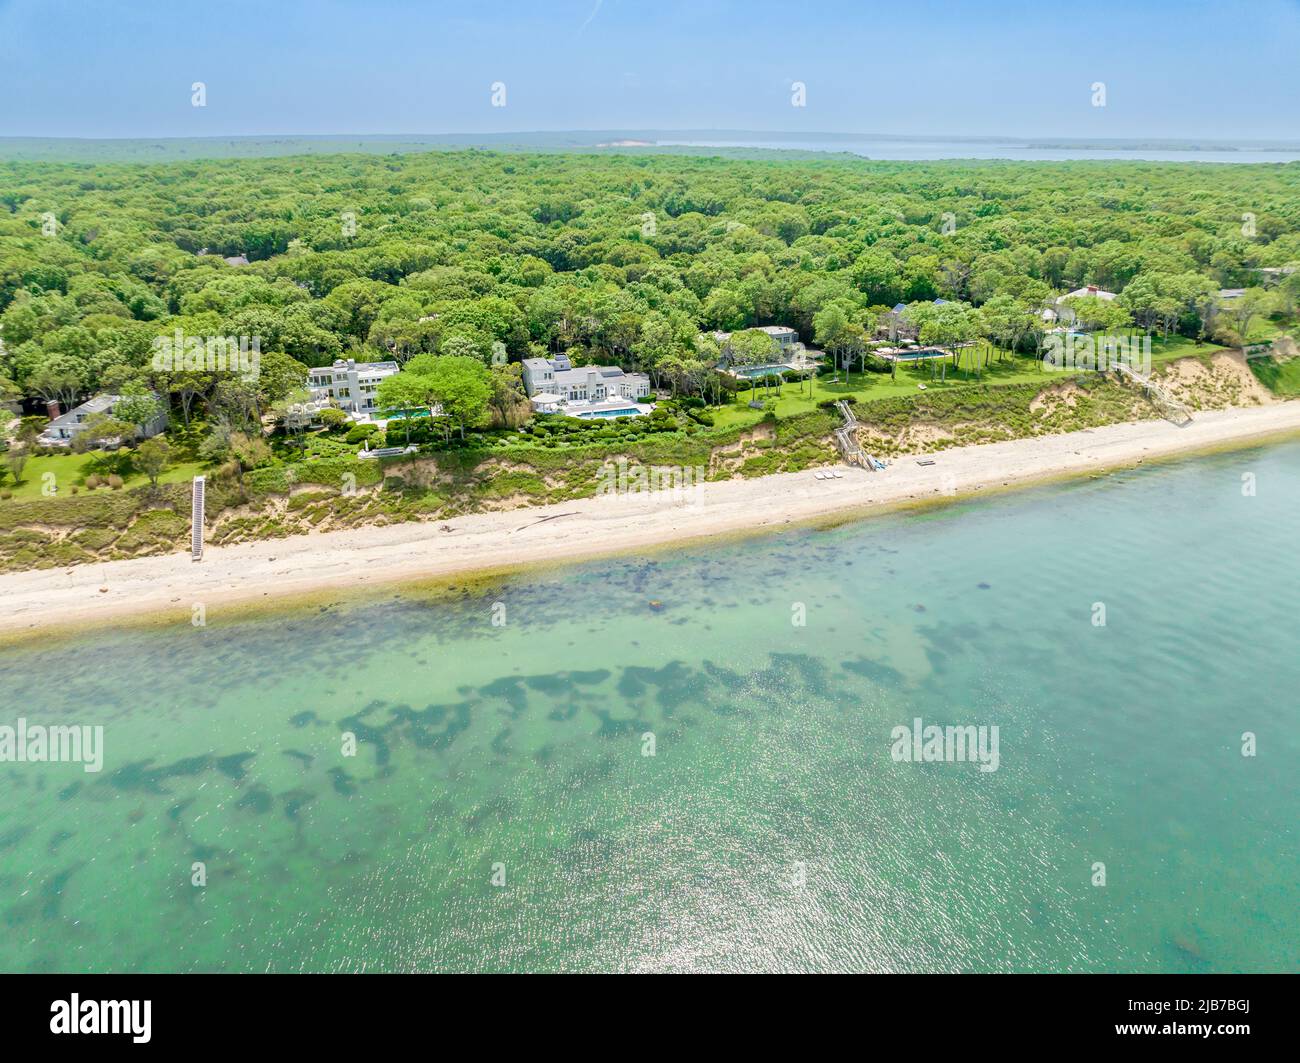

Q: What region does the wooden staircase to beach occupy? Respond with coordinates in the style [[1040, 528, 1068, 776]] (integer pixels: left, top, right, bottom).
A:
[[1112, 364, 1193, 426], [191, 476, 205, 561], [832, 400, 879, 469]]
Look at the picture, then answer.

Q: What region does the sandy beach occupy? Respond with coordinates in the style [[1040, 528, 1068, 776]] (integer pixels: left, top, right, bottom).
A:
[[3, 402, 1298, 640]]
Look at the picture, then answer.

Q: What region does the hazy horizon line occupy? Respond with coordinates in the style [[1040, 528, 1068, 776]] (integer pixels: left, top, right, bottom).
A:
[[5, 129, 1300, 148]]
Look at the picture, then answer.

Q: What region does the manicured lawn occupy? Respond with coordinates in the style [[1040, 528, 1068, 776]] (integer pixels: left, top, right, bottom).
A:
[[0, 450, 208, 501], [1148, 334, 1223, 362], [711, 335, 1225, 429], [1242, 318, 1291, 344]]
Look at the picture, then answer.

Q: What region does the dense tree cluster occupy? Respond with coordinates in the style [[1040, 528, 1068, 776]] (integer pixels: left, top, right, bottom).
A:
[[1, 150, 1297, 434]]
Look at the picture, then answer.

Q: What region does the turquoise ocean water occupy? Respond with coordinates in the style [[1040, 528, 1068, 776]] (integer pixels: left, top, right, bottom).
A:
[[1, 443, 1297, 972]]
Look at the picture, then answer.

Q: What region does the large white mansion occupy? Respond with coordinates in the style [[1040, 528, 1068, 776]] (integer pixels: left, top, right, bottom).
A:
[[307, 358, 400, 416], [520, 353, 652, 416]]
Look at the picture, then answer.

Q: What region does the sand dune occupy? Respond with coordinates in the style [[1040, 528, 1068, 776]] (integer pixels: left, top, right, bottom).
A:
[[3, 403, 1298, 640]]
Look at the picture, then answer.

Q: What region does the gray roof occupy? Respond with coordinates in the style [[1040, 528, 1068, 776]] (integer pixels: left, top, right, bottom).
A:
[[46, 393, 117, 428], [712, 325, 797, 340], [524, 357, 644, 389], [310, 359, 398, 375], [551, 365, 639, 387]]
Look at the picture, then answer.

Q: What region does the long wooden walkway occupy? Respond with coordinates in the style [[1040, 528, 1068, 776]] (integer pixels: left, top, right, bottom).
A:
[[833, 400, 881, 469], [1113, 364, 1193, 426]]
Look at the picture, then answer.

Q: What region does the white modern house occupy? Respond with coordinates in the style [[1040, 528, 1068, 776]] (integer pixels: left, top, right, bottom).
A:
[[520, 353, 653, 418], [38, 393, 168, 447], [307, 358, 400, 417]]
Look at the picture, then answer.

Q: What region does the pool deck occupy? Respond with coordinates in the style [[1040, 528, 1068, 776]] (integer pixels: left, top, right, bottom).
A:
[[877, 344, 974, 361], [568, 399, 655, 418]]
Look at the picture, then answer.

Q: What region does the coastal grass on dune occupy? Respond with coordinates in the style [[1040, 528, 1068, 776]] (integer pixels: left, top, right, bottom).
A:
[[1249, 354, 1300, 397], [4, 403, 1300, 646], [0, 350, 1281, 574]]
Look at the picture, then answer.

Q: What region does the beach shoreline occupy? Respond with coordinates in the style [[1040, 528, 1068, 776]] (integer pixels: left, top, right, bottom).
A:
[[3, 402, 1298, 643]]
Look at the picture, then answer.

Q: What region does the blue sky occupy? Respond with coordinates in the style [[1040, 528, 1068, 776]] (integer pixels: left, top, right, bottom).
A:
[[1, 0, 1298, 140]]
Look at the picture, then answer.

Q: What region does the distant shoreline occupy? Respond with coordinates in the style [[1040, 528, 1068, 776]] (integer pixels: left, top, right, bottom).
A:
[[3, 403, 1298, 644], [5, 130, 1300, 163]]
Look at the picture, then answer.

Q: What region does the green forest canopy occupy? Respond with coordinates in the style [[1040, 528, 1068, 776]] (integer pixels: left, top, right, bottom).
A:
[[1, 150, 1298, 422]]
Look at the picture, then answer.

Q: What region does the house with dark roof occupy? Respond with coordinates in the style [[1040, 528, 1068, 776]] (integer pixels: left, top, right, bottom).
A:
[[880, 299, 949, 341]]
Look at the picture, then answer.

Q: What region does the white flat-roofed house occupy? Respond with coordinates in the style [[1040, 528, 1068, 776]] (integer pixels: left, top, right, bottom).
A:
[[307, 358, 400, 416], [520, 353, 652, 415], [38, 393, 168, 447]]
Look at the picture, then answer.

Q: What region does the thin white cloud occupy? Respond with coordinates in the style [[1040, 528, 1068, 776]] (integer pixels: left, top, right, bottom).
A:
[[577, 0, 603, 36]]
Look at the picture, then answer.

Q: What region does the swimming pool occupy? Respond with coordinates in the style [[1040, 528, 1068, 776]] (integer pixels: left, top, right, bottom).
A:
[[882, 347, 948, 361], [379, 408, 432, 419], [732, 363, 794, 378], [571, 406, 645, 419]]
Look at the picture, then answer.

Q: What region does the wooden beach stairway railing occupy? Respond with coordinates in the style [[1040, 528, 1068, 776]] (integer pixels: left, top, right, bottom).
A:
[[1112, 364, 1193, 426], [832, 400, 880, 469], [191, 475, 205, 562]]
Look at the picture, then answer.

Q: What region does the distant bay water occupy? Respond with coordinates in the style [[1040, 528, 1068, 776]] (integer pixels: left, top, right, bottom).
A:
[[658, 138, 1300, 164], [1, 442, 1297, 972], [5, 132, 1300, 164]]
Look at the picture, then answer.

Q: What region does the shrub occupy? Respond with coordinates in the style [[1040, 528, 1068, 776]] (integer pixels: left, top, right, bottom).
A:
[[107, 474, 124, 490], [318, 408, 350, 432], [304, 436, 354, 459], [392, 419, 447, 446], [85, 474, 102, 489], [346, 422, 381, 445], [817, 395, 856, 409]]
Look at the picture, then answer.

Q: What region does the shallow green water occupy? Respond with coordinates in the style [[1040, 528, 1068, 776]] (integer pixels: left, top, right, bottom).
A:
[[2, 443, 1297, 972]]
